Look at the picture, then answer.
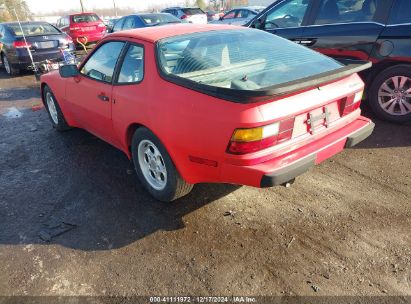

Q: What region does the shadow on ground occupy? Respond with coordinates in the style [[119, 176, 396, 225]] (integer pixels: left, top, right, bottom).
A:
[[0, 109, 239, 251]]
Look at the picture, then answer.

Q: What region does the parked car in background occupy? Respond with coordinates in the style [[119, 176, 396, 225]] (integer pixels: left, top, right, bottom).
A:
[[108, 13, 181, 33], [105, 18, 119, 32], [0, 21, 74, 76], [247, 0, 411, 123], [211, 6, 265, 25], [57, 13, 106, 47], [161, 7, 207, 24], [40, 24, 374, 202], [206, 10, 220, 22]]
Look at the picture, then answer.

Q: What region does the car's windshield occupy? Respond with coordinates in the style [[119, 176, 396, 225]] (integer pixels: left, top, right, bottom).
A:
[[9, 23, 60, 36], [140, 14, 181, 25], [72, 14, 100, 23], [157, 29, 343, 91]]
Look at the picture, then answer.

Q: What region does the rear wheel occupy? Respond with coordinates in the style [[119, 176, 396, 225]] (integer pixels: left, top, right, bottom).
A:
[[1, 53, 20, 76], [369, 65, 411, 123], [43, 85, 71, 131], [131, 128, 193, 202]]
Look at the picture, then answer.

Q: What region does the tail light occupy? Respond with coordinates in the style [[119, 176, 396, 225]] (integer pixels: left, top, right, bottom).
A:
[[340, 91, 363, 116], [62, 36, 73, 44], [227, 117, 295, 155], [13, 41, 32, 48], [181, 15, 187, 20]]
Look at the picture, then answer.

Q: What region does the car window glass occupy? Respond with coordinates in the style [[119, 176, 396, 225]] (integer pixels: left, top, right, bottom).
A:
[[388, 0, 411, 24], [117, 45, 144, 84], [81, 41, 124, 83], [224, 11, 236, 19], [113, 18, 125, 32], [123, 17, 135, 30], [237, 10, 250, 18], [158, 29, 342, 90], [264, 0, 309, 29], [72, 14, 100, 23], [314, 0, 379, 25]]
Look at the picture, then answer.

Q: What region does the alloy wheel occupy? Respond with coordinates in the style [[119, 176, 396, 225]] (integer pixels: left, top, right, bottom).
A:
[[46, 92, 58, 124], [137, 139, 167, 191], [378, 76, 411, 116]]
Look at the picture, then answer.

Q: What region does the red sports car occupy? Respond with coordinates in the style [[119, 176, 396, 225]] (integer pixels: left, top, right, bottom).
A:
[[40, 24, 374, 202]]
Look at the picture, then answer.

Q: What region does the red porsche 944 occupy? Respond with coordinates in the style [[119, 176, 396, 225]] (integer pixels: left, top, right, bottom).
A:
[[40, 24, 374, 202]]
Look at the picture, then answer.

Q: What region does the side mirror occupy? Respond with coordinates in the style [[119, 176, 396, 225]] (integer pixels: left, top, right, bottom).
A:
[[253, 18, 263, 29], [59, 64, 79, 78]]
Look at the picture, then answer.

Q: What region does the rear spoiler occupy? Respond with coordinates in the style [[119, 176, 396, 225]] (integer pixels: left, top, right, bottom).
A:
[[160, 60, 372, 104]]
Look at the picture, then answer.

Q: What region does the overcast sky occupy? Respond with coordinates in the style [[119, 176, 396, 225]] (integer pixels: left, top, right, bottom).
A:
[[25, 0, 187, 14]]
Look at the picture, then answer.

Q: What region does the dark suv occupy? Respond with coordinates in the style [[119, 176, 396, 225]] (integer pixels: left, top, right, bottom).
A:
[[247, 0, 411, 123]]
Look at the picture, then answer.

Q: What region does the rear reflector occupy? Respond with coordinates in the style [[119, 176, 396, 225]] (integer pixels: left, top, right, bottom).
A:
[[189, 156, 218, 167], [13, 41, 32, 48]]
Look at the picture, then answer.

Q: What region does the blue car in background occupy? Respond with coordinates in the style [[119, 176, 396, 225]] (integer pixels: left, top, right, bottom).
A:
[[108, 13, 182, 33]]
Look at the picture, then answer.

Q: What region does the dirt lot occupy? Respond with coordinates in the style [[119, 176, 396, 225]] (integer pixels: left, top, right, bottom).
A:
[[0, 67, 410, 298]]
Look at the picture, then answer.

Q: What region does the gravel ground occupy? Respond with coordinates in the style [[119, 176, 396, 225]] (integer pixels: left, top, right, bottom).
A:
[[0, 68, 410, 297]]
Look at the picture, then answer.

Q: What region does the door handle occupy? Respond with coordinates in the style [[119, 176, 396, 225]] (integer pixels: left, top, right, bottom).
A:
[[295, 38, 317, 46], [97, 94, 109, 102]]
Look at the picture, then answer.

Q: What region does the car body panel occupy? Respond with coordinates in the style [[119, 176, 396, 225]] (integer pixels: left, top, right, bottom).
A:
[[40, 24, 373, 186]]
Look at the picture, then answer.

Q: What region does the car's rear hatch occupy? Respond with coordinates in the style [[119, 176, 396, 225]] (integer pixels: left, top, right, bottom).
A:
[[183, 8, 207, 24], [70, 14, 105, 36]]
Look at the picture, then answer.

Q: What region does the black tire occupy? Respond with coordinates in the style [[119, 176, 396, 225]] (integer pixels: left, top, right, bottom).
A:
[[1, 53, 20, 76], [131, 128, 193, 202], [43, 85, 71, 131], [369, 65, 411, 123]]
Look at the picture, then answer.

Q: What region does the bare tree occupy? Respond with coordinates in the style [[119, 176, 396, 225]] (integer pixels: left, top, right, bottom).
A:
[[0, 0, 32, 22]]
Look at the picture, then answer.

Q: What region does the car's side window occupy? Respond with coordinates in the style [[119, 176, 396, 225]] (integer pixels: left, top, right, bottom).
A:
[[314, 0, 379, 25], [123, 17, 135, 30], [81, 41, 125, 83], [237, 10, 250, 18], [116, 44, 144, 84], [264, 0, 309, 29], [388, 0, 411, 24], [224, 10, 236, 19], [113, 18, 125, 32]]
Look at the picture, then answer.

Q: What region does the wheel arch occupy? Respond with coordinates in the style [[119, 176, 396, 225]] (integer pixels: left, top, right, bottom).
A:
[[365, 60, 411, 94], [124, 122, 191, 183]]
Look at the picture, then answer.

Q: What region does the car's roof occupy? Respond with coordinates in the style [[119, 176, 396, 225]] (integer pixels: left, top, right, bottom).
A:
[[109, 23, 239, 43], [125, 13, 176, 17], [70, 12, 99, 16]]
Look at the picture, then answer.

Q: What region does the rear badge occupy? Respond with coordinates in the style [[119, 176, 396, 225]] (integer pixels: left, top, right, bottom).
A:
[[307, 107, 331, 134]]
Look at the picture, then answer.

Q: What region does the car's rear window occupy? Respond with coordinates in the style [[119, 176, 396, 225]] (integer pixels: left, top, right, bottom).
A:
[[9, 23, 60, 36], [182, 8, 204, 15], [141, 14, 181, 25], [72, 14, 100, 23], [157, 29, 343, 91]]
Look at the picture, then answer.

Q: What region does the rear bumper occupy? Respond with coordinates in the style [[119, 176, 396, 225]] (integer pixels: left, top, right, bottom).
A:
[[11, 52, 65, 69], [220, 117, 375, 188], [71, 32, 104, 45]]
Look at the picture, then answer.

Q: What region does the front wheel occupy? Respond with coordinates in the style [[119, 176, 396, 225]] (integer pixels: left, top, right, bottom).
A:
[[43, 85, 71, 131], [132, 128, 193, 202], [369, 65, 411, 123]]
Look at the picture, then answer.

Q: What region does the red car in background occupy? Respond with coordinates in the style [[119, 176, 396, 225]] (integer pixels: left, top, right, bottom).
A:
[[40, 24, 374, 202], [57, 13, 106, 47]]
